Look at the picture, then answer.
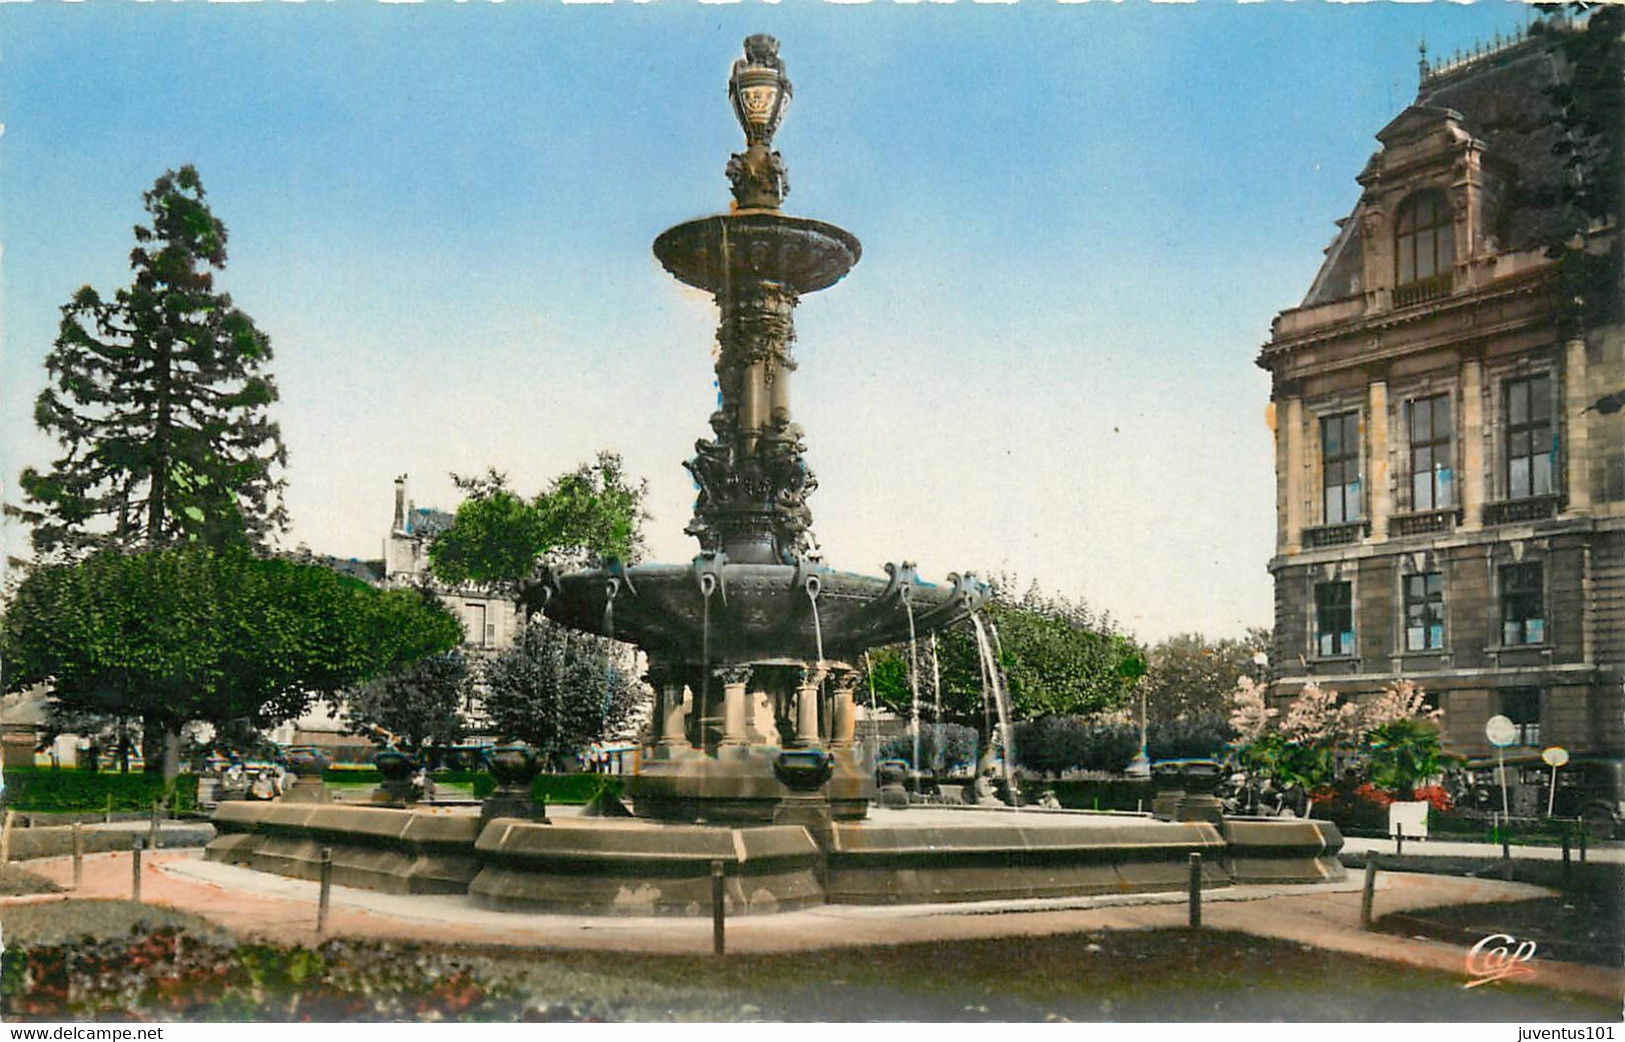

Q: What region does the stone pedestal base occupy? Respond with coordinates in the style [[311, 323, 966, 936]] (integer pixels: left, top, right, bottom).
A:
[[824, 748, 874, 821], [633, 749, 844, 825], [282, 777, 329, 804], [1151, 791, 1184, 821], [1176, 794, 1224, 825], [480, 790, 547, 827], [370, 782, 415, 808]]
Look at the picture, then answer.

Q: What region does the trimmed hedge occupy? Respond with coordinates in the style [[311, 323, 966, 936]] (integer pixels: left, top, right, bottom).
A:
[[321, 768, 486, 787], [1047, 778, 1154, 812], [470, 772, 622, 804], [0, 768, 201, 814]]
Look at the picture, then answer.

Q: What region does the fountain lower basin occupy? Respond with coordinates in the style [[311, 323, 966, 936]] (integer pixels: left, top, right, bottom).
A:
[[206, 804, 1346, 916]]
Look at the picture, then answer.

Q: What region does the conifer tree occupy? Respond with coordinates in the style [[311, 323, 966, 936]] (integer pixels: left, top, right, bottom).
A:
[[14, 165, 286, 555]]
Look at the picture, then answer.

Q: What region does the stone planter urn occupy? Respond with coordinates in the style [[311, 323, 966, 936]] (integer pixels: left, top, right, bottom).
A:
[[875, 759, 910, 810], [282, 746, 330, 804], [371, 748, 418, 807], [482, 742, 547, 824], [774, 749, 834, 791], [1175, 759, 1224, 824], [1150, 760, 1186, 821]]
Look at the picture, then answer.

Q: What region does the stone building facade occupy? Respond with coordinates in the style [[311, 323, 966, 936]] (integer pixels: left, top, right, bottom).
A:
[[1257, 25, 1623, 760], [383, 476, 520, 654]]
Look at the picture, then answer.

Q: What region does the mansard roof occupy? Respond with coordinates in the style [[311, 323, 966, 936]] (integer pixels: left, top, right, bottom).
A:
[[1301, 30, 1566, 307]]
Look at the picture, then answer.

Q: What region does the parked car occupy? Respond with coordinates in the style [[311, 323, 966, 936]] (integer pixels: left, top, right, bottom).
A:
[[1458, 752, 1624, 839]]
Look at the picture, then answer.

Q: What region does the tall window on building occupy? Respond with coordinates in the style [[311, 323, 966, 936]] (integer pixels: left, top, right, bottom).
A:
[[1407, 393, 1453, 510], [1315, 581, 1354, 657], [465, 602, 488, 648], [1321, 412, 1361, 524], [1500, 562, 1546, 645], [1501, 687, 1541, 746], [1403, 572, 1445, 651], [1506, 375, 1553, 500], [1395, 190, 1455, 288]]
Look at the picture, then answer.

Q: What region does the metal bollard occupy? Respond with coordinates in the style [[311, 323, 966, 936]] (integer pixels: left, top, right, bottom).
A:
[[1395, 823, 1404, 857], [1360, 860, 1378, 930], [317, 847, 333, 934], [1561, 830, 1572, 890], [1188, 852, 1202, 929], [71, 822, 84, 890], [1579, 825, 1588, 864], [131, 836, 143, 903], [711, 859, 726, 955]]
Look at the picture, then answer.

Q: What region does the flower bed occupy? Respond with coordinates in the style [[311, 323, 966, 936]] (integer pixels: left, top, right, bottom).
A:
[[1, 929, 586, 1022]]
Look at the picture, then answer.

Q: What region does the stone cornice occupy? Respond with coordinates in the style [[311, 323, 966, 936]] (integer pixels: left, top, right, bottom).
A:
[[1267, 513, 1622, 574], [1257, 269, 1557, 377]]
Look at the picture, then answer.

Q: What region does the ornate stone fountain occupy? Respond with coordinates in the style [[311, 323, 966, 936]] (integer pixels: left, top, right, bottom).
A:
[[522, 33, 987, 828], [208, 37, 1346, 915]]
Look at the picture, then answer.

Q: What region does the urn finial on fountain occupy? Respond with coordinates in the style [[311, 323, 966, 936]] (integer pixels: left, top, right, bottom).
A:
[[726, 34, 792, 210]]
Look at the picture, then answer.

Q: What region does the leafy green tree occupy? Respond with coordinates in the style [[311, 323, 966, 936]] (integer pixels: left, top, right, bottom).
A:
[[867, 583, 1141, 734], [1539, 4, 1623, 327], [1, 548, 462, 778], [478, 620, 645, 770], [1146, 716, 1232, 761], [342, 652, 470, 757], [1141, 629, 1269, 727], [11, 166, 286, 556], [429, 453, 648, 589]]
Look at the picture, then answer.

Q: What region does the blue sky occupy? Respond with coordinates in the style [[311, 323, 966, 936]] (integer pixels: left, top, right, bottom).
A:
[[0, 0, 1535, 642]]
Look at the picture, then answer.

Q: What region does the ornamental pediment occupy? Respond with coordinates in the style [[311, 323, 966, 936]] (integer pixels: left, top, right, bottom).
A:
[[1375, 104, 1469, 148]]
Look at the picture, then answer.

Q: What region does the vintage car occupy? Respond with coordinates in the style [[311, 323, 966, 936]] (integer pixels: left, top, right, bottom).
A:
[[1459, 752, 1625, 839]]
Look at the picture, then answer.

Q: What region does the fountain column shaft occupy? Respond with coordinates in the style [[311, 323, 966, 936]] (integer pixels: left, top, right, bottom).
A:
[[829, 670, 858, 749], [657, 678, 691, 752], [717, 667, 752, 749], [795, 668, 824, 748]]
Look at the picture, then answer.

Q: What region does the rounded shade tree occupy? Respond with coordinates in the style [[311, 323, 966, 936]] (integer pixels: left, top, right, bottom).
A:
[[1, 548, 463, 778], [478, 620, 646, 771]]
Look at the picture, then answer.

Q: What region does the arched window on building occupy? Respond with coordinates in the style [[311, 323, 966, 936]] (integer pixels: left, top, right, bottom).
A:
[[1394, 190, 1455, 304]]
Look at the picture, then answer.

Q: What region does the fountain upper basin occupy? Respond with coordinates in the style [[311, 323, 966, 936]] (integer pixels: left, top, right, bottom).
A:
[[530, 559, 987, 662]]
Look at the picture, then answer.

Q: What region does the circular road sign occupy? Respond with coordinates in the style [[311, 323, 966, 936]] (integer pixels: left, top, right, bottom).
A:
[[1485, 715, 1518, 748], [1542, 746, 1570, 768]]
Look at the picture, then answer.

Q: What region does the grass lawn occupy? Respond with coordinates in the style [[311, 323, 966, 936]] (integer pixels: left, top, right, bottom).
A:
[[1, 900, 1617, 1022]]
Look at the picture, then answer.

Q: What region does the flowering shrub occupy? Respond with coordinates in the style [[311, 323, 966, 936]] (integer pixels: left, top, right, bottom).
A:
[[1360, 679, 1442, 730], [1353, 782, 1394, 808], [1359, 681, 1447, 798], [1280, 683, 1360, 747], [1227, 676, 1276, 745], [1230, 676, 1453, 821], [1410, 784, 1453, 812]]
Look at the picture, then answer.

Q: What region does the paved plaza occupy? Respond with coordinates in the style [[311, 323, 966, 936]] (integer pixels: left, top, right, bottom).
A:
[[5, 839, 1621, 1005]]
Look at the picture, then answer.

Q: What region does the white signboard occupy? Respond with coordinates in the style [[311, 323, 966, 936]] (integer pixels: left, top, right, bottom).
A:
[[1389, 800, 1429, 840]]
